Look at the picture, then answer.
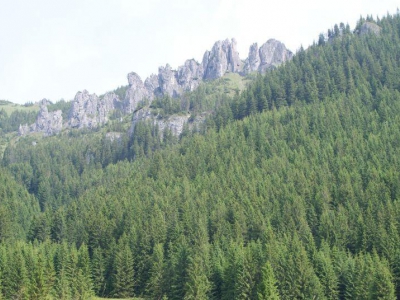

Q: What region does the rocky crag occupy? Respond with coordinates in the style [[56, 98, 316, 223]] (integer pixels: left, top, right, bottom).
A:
[[68, 90, 121, 129], [359, 22, 382, 35], [19, 103, 63, 136], [20, 38, 293, 136], [130, 107, 205, 137]]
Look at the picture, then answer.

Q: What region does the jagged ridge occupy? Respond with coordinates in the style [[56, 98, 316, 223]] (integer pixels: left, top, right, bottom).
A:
[[20, 38, 293, 136]]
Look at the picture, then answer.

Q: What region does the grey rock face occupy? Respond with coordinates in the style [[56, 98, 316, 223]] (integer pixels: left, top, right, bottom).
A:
[[157, 64, 182, 98], [177, 59, 203, 91], [68, 90, 119, 129], [359, 22, 381, 35], [19, 103, 63, 136], [130, 107, 189, 137], [124, 72, 150, 113], [157, 114, 190, 136], [202, 38, 242, 80], [130, 107, 154, 133], [99, 92, 121, 120], [35, 105, 63, 136], [243, 39, 293, 74], [68, 90, 98, 129], [243, 43, 260, 74], [144, 74, 159, 99]]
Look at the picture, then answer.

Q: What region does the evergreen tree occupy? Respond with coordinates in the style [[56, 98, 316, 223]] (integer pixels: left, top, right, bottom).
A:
[[112, 239, 135, 298], [147, 243, 166, 300], [257, 261, 280, 300]]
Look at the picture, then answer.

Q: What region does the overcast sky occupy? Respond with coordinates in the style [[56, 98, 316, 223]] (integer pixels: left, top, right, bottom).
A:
[[0, 0, 398, 104]]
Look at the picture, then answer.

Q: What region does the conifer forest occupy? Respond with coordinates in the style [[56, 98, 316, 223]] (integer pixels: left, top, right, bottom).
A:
[[1, 12, 400, 299]]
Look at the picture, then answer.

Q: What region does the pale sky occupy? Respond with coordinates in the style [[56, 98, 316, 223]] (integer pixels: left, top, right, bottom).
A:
[[0, 0, 398, 104]]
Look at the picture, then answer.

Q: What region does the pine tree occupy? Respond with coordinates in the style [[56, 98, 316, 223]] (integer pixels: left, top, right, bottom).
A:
[[76, 243, 94, 299], [112, 240, 135, 298], [30, 251, 49, 300], [169, 243, 189, 300], [54, 242, 71, 300], [184, 252, 211, 300], [91, 247, 106, 296], [147, 243, 166, 300], [257, 261, 280, 300], [316, 250, 339, 299], [372, 254, 396, 300]]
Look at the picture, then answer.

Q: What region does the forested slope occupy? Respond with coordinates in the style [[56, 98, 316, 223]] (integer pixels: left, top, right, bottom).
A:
[[1, 12, 400, 299]]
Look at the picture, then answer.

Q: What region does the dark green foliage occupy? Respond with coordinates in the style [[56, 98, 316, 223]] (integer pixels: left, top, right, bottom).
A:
[[151, 95, 183, 116], [0, 109, 37, 133], [112, 85, 129, 101], [146, 243, 166, 299], [112, 237, 135, 298]]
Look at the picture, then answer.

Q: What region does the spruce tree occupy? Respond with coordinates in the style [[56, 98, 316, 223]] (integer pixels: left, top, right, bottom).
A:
[[257, 261, 280, 300], [112, 241, 135, 298]]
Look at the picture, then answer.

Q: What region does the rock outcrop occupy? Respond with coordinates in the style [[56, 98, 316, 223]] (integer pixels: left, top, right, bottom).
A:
[[157, 114, 190, 136], [124, 72, 150, 113], [144, 74, 160, 99], [157, 64, 182, 98], [130, 107, 192, 137], [202, 38, 242, 80], [177, 59, 203, 91], [68, 90, 119, 129], [20, 37, 293, 137], [359, 22, 382, 36], [122, 38, 291, 114], [243, 39, 293, 74], [19, 102, 63, 136]]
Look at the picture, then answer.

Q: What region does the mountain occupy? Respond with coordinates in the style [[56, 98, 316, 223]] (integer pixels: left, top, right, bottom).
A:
[[1, 12, 400, 299], [18, 38, 292, 136]]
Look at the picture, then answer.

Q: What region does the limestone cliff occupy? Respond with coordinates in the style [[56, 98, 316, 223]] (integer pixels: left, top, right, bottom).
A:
[[19, 102, 63, 136], [68, 90, 120, 129], [243, 39, 293, 74], [20, 37, 292, 136]]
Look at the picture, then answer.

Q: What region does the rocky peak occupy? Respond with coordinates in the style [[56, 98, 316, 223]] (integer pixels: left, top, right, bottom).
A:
[[124, 37, 292, 108], [68, 90, 97, 129], [124, 72, 150, 113], [243, 39, 293, 74], [243, 43, 260, 74], [202, 38, 243, 80], [20, 37, 293, 137], [157, 64, 182, 98], [144, 74, 159, 98], [177, 59, 203, 92], [68, 90, 118, 129]]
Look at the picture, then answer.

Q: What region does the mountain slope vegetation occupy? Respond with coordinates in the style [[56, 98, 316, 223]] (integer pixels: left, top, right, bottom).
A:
[[1, 12, 400, 299]]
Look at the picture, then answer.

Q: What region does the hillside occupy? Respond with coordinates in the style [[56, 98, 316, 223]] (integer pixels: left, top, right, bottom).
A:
[[1, 12, 400, 299]]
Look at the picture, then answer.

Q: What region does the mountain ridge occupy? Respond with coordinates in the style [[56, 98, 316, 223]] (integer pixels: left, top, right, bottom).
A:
[[18, 38, 293, 136]]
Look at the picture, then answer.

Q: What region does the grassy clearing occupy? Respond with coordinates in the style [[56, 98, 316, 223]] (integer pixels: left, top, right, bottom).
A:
[[0, 100, 39, 115]]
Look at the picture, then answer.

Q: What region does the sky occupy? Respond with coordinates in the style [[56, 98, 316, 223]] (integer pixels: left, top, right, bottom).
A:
[[0, 0, 398, 104]]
